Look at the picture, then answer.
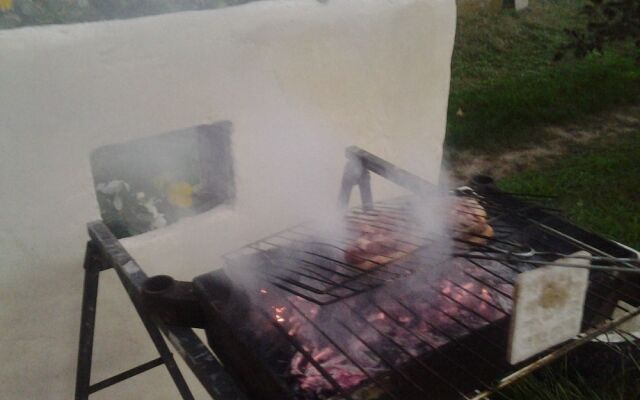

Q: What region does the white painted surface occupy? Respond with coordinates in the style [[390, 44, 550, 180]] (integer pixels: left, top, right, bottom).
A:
[[0, 1, 456, 398], [508, 252, 591, 365]]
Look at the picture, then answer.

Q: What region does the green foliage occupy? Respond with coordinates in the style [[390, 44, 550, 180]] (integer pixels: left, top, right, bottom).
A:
[[557, 0, 640, 60], [502, 361, 640, 400]]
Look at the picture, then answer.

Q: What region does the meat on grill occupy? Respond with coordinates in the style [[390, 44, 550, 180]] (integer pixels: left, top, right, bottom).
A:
[[344, 216, 418, 269], [452, 197, 493, 246], [344, 197, 494, 268]]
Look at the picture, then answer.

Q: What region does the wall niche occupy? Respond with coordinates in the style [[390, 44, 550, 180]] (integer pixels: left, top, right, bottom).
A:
[[90, 122, 234, 238]]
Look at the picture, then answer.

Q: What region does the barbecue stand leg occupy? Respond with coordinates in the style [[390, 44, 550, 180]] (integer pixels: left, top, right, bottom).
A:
[[74, 241, 195, 400], [126, 284, 195, 400], [75, 241, 101, 400]]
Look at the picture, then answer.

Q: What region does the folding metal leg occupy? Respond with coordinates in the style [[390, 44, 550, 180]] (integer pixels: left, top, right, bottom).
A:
[[125, 283, 195, 400], [75, 241, 101, 400], [74, 241, 195, 400]]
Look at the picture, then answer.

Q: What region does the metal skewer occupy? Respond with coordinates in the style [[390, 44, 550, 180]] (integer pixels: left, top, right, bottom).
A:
[[452, 253, 640, 274]]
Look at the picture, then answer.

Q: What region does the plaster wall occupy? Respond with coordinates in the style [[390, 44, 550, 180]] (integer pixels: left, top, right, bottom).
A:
[[0, 1, 456, 398]]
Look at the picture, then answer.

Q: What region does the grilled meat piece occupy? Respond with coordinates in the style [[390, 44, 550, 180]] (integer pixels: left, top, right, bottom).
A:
[[344, 215, 418, 269], [343, 197, 494, 267], [452, 197, 493, 246]]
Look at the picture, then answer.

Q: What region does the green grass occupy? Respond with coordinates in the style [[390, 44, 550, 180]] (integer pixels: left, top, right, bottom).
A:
[[498, 132, 640, 252], [451, 0, 584, 92], [502, 361, 640, 400], [446, 0, 640, 152]]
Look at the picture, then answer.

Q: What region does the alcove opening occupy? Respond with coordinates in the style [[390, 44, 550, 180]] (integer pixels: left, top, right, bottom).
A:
[[90, 121, 234, 238]]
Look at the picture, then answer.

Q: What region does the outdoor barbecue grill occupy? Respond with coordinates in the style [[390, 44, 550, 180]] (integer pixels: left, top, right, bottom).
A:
[[75, 146, 640, 400]]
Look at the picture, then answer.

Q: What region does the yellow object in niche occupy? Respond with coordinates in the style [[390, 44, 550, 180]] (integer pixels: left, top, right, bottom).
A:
[[0, 0, 12, 12], [165, 182, 194, 208]]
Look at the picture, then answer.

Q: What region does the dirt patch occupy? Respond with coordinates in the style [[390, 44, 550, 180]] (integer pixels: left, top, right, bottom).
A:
[[445, 103, 640, 184]]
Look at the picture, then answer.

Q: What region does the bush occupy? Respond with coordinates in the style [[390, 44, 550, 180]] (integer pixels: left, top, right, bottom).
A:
[[0, 0, 260, 29], [558, 0, 640, 60]]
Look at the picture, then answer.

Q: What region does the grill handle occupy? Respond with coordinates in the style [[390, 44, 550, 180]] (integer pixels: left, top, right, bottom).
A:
[[142, 275, 205, 328], [339, 146, 443, 209], [345, 146, 440, 196]]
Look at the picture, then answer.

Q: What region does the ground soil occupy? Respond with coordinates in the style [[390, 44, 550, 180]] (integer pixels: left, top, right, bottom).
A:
[[445, 103, 640, 185]]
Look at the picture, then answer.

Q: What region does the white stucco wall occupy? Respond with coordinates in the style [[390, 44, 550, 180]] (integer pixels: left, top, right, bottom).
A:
[[0, 1, 456, 398]]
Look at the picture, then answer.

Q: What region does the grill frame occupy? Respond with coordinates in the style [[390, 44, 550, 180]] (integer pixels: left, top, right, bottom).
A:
[[191, 147, 640, 400], [193, 199, 640, 400]]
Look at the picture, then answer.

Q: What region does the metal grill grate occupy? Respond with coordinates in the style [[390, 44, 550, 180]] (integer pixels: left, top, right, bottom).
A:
[[222, 191, 579, 306], [216, 190, 640, 400]]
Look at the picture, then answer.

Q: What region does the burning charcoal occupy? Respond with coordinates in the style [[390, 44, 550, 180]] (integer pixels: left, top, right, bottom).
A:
[[291, 349, 370, 395]]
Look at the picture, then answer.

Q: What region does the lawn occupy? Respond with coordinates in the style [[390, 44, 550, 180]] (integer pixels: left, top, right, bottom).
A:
[[446, 0, 640, 152], [498, 133, 640, 250]]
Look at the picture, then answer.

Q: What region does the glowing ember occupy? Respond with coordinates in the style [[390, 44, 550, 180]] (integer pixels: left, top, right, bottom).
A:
[[258, 259, 516, 396]]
